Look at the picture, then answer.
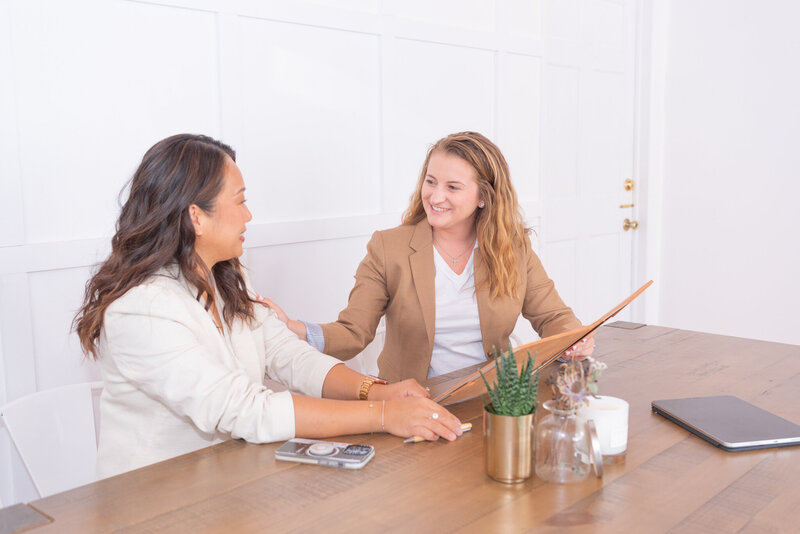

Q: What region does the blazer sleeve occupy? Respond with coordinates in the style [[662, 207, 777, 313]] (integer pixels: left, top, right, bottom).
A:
[[521, 239, 582, 338], [255, 304, 341, 396], [104, 284, 334, 444], [320, 231, 390, 359]]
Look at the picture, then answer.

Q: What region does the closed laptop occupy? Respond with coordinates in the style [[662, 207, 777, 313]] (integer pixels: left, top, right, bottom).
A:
[[651, 395, 800, 452]]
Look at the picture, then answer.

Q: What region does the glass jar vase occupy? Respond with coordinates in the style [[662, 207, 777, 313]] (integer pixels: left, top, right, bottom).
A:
[[534, 400, 592, 483]]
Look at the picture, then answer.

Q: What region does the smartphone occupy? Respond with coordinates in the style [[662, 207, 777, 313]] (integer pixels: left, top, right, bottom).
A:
[[275, 438, 375, 469]]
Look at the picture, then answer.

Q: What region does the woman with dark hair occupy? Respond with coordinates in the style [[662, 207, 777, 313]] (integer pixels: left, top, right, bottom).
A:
[[75, 134, 462, 478], [265, 132, 594, 383]]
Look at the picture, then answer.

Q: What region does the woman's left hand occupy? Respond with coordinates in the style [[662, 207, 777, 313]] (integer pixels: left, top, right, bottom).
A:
[[367, 379, 430, 401], [564, 333, 596, 361]]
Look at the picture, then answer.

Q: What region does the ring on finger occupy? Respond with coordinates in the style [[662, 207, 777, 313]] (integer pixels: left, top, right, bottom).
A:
[[431, 412, 439, 420]]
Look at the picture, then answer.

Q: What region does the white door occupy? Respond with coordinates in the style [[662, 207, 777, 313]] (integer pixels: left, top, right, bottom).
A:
[[538, 0, 639, 326]]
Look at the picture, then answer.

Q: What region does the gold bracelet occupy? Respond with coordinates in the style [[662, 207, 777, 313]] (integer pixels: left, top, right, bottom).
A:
[[358, 376, 388, 400], [368, 400, 386, 433]]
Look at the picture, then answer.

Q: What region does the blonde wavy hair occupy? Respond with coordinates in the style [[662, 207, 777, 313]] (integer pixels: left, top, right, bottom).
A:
[[402, 131, 528, 299]]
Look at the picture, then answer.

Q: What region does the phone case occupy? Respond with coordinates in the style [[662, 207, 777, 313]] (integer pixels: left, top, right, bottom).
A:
[[275, 438, 375, 469]]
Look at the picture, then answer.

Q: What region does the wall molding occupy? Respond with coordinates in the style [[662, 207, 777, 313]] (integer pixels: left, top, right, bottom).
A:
[[131, 0, 546, 57], [0, 201, 543, 275]]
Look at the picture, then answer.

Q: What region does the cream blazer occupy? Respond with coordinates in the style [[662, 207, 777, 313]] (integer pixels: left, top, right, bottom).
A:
[[321, 220, 581, 383], [96, 266, 340, 479]]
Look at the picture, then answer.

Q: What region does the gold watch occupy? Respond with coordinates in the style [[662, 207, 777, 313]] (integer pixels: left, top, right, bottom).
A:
[[359, 376, 389, 400]]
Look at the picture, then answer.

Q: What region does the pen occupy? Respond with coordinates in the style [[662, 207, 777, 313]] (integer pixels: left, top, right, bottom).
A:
[[404, 422, 472, 443]]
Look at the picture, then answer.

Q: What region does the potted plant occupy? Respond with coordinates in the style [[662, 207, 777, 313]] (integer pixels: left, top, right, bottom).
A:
[[480, 346, 539, 483]]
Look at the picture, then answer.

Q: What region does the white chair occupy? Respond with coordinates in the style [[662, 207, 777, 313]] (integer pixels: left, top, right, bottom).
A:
[[0, 382, 103, 499]]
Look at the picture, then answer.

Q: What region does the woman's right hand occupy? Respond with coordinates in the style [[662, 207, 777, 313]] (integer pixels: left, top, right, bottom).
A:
[[256, 295, 289, 323], [256, 295, 308, 340], [384, 397, 463, 441]]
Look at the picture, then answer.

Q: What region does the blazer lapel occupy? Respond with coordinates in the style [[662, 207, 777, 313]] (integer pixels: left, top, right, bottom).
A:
[[175, 267, 261, 380], [408, 220, 436, 345]]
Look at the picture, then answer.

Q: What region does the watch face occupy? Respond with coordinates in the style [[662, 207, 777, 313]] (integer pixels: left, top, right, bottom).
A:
[[343, 444, 372, 456]]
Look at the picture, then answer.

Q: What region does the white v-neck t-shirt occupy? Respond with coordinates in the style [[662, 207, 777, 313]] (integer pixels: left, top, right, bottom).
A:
[[427, 243, 485, 378]]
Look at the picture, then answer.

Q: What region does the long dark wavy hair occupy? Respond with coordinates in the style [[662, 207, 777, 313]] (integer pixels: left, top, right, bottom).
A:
[[74, 134, 255, 359]]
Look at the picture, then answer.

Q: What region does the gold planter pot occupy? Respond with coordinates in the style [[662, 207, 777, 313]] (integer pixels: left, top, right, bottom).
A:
[[483, 406, 535, 483]]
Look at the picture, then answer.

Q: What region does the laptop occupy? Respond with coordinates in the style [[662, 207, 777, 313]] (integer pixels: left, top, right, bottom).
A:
[[651, 395, 800, 452]]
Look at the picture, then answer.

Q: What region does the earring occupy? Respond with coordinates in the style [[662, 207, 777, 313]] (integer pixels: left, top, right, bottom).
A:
[[478, 201, 485, 208]]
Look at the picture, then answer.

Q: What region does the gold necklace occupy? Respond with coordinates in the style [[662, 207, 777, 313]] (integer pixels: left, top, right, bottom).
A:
[[433, 237, 475, 267]]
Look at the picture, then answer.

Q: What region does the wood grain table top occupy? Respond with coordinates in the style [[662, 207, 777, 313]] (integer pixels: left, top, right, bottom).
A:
[[11, 324, 800, 533]]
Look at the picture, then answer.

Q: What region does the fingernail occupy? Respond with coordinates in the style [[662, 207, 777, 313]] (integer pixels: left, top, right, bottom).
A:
[[565, 350, 571, 356], [449, 433, 456, 440]]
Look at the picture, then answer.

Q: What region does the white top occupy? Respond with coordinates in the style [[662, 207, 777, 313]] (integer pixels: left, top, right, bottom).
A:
[[427, 243, 485, 378], [96, 265, 340, 479]]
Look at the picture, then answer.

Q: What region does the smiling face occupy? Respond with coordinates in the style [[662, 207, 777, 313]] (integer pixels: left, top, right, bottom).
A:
[[192, 156, 252, 269], [421, 150, 483, 236]]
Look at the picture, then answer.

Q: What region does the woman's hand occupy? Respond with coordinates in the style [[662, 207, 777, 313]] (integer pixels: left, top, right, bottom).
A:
[[564, 333, 596, 361], [255, 295, 308, 340], [367, 378, 429, 401], [384, 397, 463, 442], [256, 295, 289, 323]]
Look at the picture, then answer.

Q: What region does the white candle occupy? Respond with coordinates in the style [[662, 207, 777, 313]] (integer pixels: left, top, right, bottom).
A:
[[577, 396, 629, 456]]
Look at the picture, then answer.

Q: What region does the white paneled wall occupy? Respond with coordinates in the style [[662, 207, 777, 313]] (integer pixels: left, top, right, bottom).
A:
[[238, 18, 381, 221], [385, 39, 496, 210], [654, 0, 800, 345], [0, 0, 638, 505], [12, 1, 222, 243], [497, 53, 542, 202]]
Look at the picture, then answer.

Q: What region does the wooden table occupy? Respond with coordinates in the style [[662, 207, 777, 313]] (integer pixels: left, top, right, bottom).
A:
[[10, 325, 800, 533]]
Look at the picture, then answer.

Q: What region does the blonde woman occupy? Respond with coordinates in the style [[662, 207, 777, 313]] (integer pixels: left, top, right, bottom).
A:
[[266, 132, 594, 383]]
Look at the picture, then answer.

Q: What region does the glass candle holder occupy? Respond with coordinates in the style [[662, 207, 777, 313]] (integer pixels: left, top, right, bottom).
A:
[[534, 400, 592, 483]]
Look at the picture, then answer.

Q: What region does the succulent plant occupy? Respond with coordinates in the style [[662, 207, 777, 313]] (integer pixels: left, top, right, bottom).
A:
[[480, 346, 539, 417]]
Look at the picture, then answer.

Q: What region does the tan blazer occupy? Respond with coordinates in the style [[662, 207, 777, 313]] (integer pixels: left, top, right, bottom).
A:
[[321, 220, 581, 383]]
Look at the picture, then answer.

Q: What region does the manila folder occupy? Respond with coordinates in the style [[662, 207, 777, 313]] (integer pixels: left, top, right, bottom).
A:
[[431, 280, 653, 406]]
